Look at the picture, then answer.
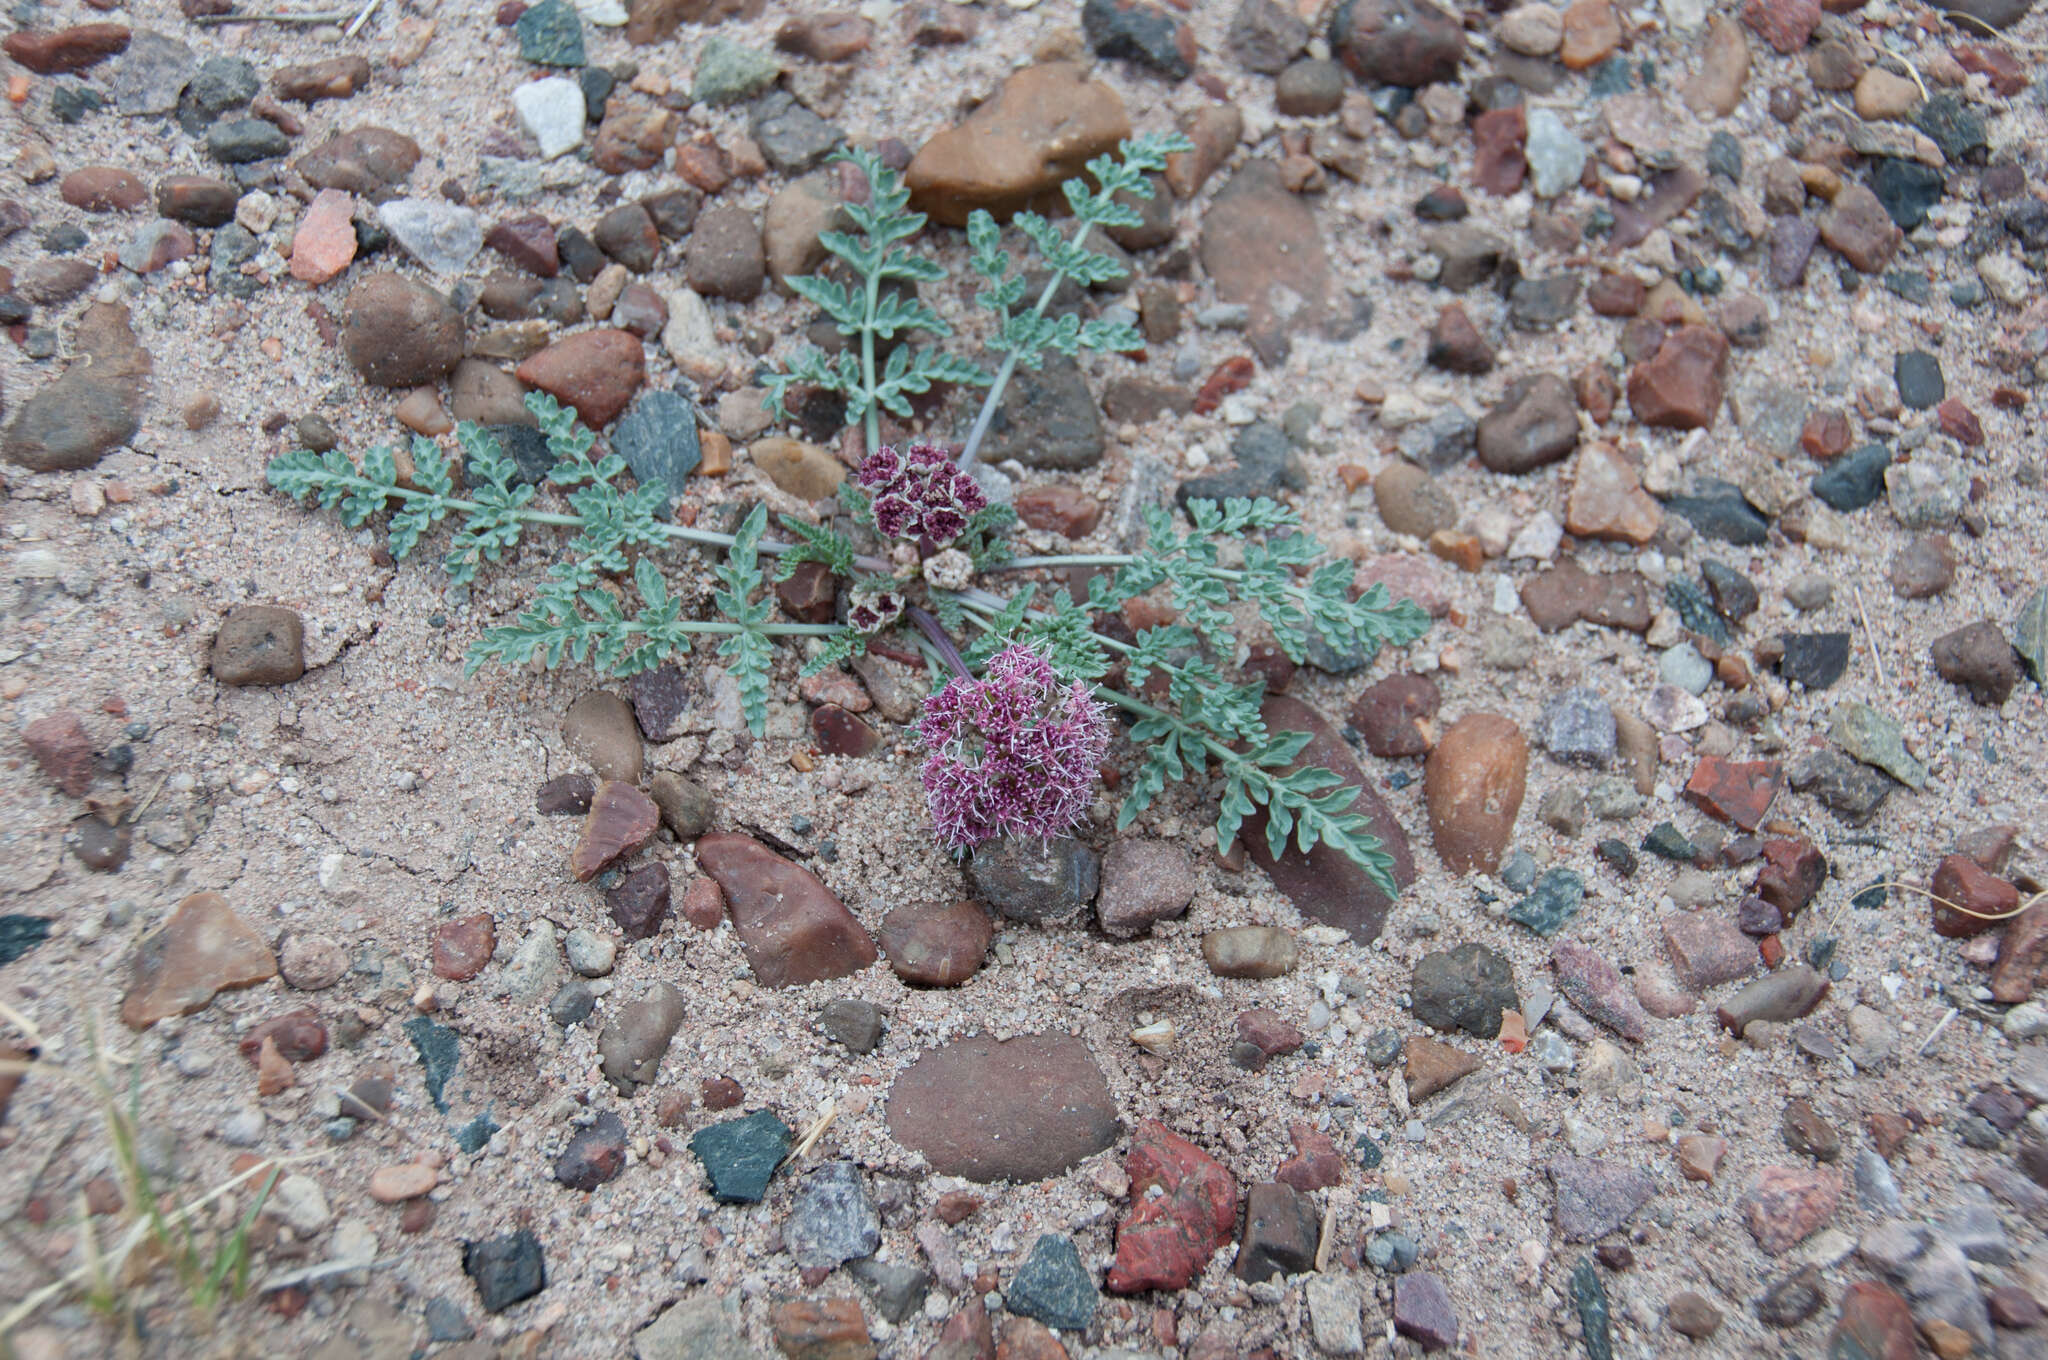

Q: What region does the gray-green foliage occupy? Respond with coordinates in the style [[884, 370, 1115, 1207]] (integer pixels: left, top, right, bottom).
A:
[[266, 134, 1433, 888]]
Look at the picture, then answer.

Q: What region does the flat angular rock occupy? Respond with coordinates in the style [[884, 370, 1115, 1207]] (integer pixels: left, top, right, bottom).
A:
[[1829, 702, 1926, 789], [3, 304, 152, 472], [612, 389, 701, 506], [4, 24, 131, 75], [786, 1161, 881, 1269], [1552, 939, 1650, 1041], [1096, 838, 1196, 939], [696, 833, 876, 986], [1744, 1165, 1840, 1254], [1627, 324, 1728, 429], [1717, 966, 1828, 1036], [555, 1110, 627, 1190], [1106, 1120, 1238, 1293], [24, 712, 94, 797], [599, 982, 685, 1094], [1006, 1234, 1096, 1332], [464, 1230, 546, 1314], [1538, 686, 1616, 766], [907, 62, 1128, 227], [1566, 442, 1662, 543], [1406, 1034, 1479, 1102], [885, 1032, 1120, 1183], [1684, 757, 1781, 830], [1661, 912, 1755, 990], [1247, 695, 1413, 943], [1392, 1270, 1460, 1351], [1200, 161, 1328, 363], [1548, 1156, 1656, 1241], [296, 127, 421, 196], [121, 893, 278, 1029], [570, 781, 659, 881], [1411, 942, 1517, 1039], [1237, 1180, 1319, 1283]]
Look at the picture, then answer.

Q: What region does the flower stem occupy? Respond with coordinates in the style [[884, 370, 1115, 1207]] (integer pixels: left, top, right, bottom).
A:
[[957, 219, 1099, 470], [860, 269, 882, 457], [905, 605, 972, 680]]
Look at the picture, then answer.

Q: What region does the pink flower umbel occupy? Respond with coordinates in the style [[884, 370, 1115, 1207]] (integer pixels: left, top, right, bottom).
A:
[[857, 442, 988, 547], [917, 644, 1111, 853]]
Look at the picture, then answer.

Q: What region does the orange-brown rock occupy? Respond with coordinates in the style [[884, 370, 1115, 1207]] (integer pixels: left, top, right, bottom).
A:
[[1423, 713, 1528, 875], [1565, 443, 1662, 544], [121, 893, 278, 1029], [906, 63, 1129, 227]]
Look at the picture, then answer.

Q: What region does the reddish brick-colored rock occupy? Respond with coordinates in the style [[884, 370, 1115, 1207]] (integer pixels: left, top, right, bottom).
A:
[[1753, 838, 1826, 918], [1828, 1282, 1916, 1360], [61, 167, 147, 212], [1955, 43, 2027, 97], [570, 780, 660, 882], [289, 189, 358, 284], [878, 899, 994, 987], [1275, 1123, 1345, 1192], [1235, 1008, 1304, 1064], [1470, 106, 1526, 197], [3, 23, 130, 73], [238, 1009, 328, 1064], [1800, 407, 1853, 459], [1627, 324, 1728, 429], [701, 1075, 744, 1109], [432, 913, 497, 980], [696, 832, 877, 987], [1193, 355, 1255, 416], [1559, 0, 1622, 69], [1587, 272, 1645, 317], [1742, 0, 1821, 53], [1930, 853, 2020, 939], [1423, 713, 1527, 875], [996, 1317, 1066, 1360], [24, 710, 94, 796], [1405, 1034, 1480, 1102], [1565, 442, 1661, 544], [1990, 901, 2048, 1003], [1105, 1119, 1239, 1294], [1521, 559, 1655, 633], [516, 328, 644, 428], [1684, 757, 1782, 831], [1742, 1165, 1840, 1254], [680, 875, 726, 931], [1014, 484, 1101, 538], [1350, 673, 1439, 758], [813, 704, 882, 757]]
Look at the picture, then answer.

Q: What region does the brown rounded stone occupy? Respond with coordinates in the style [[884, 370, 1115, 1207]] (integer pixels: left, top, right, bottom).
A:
[[1565, 443, 1662, 544], [61, 166, 147, 212], [342, 273, 463, 388], [695, 832, 878, 987], [211, 605, 306, 686], [1424, 713, 1528, 875], [877, 899, 994, 987], [3, 23, 131, 74], [432, 913, 497, 981], [885, 1032, 1120, 1182]]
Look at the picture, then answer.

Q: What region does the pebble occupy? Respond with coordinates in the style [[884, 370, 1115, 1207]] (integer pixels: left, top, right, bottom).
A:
[[1106, 1119, 1238, 1293], [1683, 756, 1781, 831], [885, 1033, 1118, 1182], [1627, 325, 1728, 430], [1095, 838, 1196, 939], [211, 604, 307, 686], [1006, 1234, 1097, 1331], [1666, 1290, 1723, 1340], [598, 982, 685, 1094], [604, 861, 670, 941], [697, 833, 876, 986], [1227, 0, 1309, 74], [876, 899, 993, 987], [342, 273, 464, 387], [369, 1163, 437, 1203], [1548, 1156, 1656, 1242], [563, 927, 615, 977], [967, 836, 1098, 923], [121, 893, 277, 1029], [1888, 533, 1955, 599], [1199, 161, 1329, 364], [1201, 926, 1298, 979], [684, 203, 766, 301], [785, 1160, 881, 1271], [1525, 109, 1585, 198], [516, 0, 586, 65], [1410, 942, 1518, 1039], [4, 23, 131, 74], [1405, 1034, 1479, 1102], [906, 62, 1128, 226], [1551, 940, 1650, 1042], [1537, 686, 1616, 766], [1717, 967, 1828, 1036], [1391, 1270, 1460, 1352], [1756, 1265, 1826, 1329], [514, 77, 586, 158], [1476, 375, 1579, 473], [769, 1300, 872, 1359], [464, 1229, 547, 1314], [1683, 15, 1750, 117], [1332, 0, 1464, 87], [1083, 0, 1195, 80], [1350, 674, 1440, 758], [819, 997, 883, 1054], [1829, 702, 1927, 790], [570, 781, 659, 881], [1743, 1165, 1841, 1255], [1661, 911, 1756, 991], [3, 303, 153, 473], [1820, 185, 1903, 273], [1237, 1180, 1320, 1282], [556, 1109, 628, 1190], [1424, 713, 1527, 874], [1508, 868, 1586, 937], [548, 981, 596, 1028], [517, 329, 644, 428], [279, 934, 348, 991]]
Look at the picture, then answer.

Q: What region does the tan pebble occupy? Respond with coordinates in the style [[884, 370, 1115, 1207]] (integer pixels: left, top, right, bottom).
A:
[[368, 1163, 437, 1203]]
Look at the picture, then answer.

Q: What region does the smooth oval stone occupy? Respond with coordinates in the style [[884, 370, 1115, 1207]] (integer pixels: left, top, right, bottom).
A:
[[885, 1032, 1121, 1182], [695, 832, 877, 987], [877, 899, 994, 987], [598, 981, 685, 1094], [1717, 966, 1830, 1036], [1201, 926, 1298, 979], [561, 690, 643, 784]]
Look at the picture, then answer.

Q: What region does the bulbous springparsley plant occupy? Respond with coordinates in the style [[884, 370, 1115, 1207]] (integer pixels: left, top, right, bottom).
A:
[[267, 134, 1432, 897], [918, 644, 1111, 853]]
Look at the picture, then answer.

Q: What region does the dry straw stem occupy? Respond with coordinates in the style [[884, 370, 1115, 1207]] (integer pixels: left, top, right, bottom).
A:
[[1941, 8, 2048, 50], [0, 1003, 311, 1340], [1874, 879, 2045, 924]]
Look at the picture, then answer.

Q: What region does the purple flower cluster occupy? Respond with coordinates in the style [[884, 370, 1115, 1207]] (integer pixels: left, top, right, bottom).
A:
[[917, 644, 1111, 853], [856, 442, 987, 547], [847, 583, 904, 633]]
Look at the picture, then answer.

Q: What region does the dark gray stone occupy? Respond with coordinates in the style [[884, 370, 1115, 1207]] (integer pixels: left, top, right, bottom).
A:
[[977, 354, 1105, 470], [1411, 942, 1518, 1040], [611, 388, 700, 507], [463, 1229, 546, 1314], [1005, 1234, 1097, 1332]]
